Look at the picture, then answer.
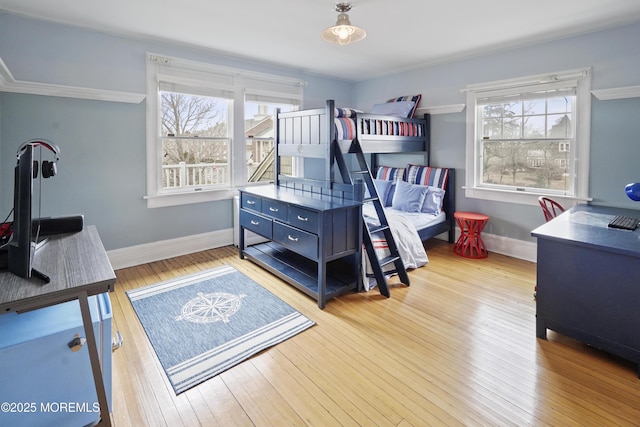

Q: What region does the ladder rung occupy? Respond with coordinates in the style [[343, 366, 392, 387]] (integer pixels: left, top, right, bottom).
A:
[[379, 254, 400, 267], [363, 197, 378, 203], [352, 170, 369, 175], [368, 224, 389, 234]]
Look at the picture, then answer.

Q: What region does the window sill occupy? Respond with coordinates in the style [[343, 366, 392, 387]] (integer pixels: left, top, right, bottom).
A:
[[144, 188, 235, 208], [463, 186, 591, 207]]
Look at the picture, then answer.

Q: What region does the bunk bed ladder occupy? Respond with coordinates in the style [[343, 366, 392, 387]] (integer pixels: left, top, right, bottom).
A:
[[333, 140, 409, 298]]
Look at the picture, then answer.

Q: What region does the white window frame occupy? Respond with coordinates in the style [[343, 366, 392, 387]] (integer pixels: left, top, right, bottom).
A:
[[144, 53, 304, 208], [464, 68, 592, 206]]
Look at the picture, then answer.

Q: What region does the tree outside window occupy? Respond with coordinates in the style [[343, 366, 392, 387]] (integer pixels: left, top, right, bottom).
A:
[[160, 91, 230, 190], [478, 93, 575, 193]]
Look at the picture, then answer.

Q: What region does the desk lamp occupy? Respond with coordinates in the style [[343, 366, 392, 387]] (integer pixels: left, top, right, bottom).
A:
[[625, 182, 640, 201]]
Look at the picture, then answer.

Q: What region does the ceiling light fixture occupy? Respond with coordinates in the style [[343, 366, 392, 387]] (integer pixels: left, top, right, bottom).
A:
[[321, 2, 366, 46]]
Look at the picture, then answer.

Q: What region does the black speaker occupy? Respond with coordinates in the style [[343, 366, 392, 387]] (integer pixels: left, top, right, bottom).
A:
[[36, 215, 84, 236]]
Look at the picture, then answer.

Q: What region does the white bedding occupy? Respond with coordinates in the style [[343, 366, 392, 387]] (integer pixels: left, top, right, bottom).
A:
[[362, 204, 429, 291], [382, 207, 445, 231]]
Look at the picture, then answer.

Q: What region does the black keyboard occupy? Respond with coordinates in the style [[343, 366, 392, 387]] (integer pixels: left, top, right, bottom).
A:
[[608, 214, 639, 231]]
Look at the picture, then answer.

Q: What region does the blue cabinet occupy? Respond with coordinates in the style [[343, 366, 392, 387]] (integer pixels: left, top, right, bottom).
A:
[[0, 293, 112, 426], [239, 186, 362, 309]]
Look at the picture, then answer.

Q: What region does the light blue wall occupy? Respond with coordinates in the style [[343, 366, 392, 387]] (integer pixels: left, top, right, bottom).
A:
[[591, 97, 640, 206], [0, 12, 353, 250], [354, 22, 640, 242]]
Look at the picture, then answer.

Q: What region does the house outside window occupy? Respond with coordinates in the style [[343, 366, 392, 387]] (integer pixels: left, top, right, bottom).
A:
[[464, 68, 591, 205], [145, 54, 303, 208], [244, 100, 298, 183]]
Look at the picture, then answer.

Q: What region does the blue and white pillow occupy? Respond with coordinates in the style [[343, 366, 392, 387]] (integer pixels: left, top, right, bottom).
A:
[[391, 180, 429, 213], [373, 179, 396, 207], [387, 94, 422, 118], [370, 101, 416, 118]]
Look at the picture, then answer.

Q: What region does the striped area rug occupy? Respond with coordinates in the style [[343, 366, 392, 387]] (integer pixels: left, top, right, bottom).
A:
[[127, 264, 315, 394]]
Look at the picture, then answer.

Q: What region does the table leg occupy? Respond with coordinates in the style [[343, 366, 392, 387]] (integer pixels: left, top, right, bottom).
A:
[[77, 291, 111, 427]]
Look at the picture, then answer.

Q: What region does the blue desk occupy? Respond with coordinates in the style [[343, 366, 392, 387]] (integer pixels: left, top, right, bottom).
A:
[[532, 205, 640, 376]]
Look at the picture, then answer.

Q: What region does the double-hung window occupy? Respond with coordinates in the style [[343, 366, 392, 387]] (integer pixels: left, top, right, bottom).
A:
[[159, 84, 233, 193], [145, 54, 303, 208], [244, 85, 300, 184], [464, 68, 591, 205]]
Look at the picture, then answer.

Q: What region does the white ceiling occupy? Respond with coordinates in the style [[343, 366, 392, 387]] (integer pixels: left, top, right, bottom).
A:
[[2, 0, 640, 81]]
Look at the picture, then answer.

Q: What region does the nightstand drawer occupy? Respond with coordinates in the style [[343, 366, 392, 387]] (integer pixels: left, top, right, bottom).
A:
[[273, 223, 318, 260], [240, 209, 272, 239], [262, 199, 287, 222], [241, 193, 262, 212], [288, 205, 319, 234]]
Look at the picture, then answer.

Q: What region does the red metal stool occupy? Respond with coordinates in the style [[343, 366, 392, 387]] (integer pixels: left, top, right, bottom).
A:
[[454, 212, 489, 259]]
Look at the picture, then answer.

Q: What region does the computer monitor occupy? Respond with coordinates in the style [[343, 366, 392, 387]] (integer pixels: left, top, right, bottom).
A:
[[7, 144, 49, 283]]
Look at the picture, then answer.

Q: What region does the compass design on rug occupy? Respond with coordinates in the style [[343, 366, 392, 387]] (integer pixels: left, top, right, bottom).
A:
[[175, 292, 247, 324]]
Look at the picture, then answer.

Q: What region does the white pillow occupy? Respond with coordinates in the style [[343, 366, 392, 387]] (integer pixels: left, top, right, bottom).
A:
[[370, 101, 416, 118]]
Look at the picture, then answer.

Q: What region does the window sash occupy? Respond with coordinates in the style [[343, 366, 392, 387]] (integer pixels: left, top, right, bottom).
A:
[[159, 80, 235, 100], [477, 94, 576, 141], [160, 136, 232, 192], [464, 68, 591, 205], [475, 81, 577, 105]]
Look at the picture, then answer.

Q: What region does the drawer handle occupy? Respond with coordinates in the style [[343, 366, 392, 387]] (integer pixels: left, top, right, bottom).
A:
[[288, 235, 299, 242], [269, 207, 279, 212], [251, 220, 259, 225], [297, 215, 309, 222], [247, 200, 256, 205]]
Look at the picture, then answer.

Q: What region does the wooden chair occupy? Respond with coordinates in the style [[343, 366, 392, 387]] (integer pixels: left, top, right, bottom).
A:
[[538, 197, 565, 222]]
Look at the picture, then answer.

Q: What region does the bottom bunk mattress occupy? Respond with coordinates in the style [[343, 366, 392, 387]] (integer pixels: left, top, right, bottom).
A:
[[382, 207, 446, 231], [362, 204, 445, 291]]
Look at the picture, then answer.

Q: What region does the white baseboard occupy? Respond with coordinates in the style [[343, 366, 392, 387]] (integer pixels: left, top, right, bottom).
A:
[[436, 229, 537, 263], [107, 228, 234, 270], [108, 228, 537, 271], [481, 232, 537, 263]]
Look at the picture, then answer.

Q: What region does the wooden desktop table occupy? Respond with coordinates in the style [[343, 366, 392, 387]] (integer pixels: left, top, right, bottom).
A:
[[531, 204, 640, 377], [0, 225, 116, 426]]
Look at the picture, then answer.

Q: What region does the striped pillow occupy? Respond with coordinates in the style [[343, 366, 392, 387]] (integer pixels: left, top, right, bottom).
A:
[[335, 107, 362, 118], [404, 164, 449, 190], [335, 118, 357, 140], [375, 165, 404, 181], [387, 94, 422, 118]]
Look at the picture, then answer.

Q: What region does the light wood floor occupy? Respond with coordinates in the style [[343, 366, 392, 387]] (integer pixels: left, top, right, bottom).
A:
[[109, 240, 640, 426]]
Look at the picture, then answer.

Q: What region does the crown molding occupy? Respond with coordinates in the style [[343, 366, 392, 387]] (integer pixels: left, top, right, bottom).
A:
[[415, 103, 466, 115], [0, 57, 145, 104], [591, 85, 640, 101]]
